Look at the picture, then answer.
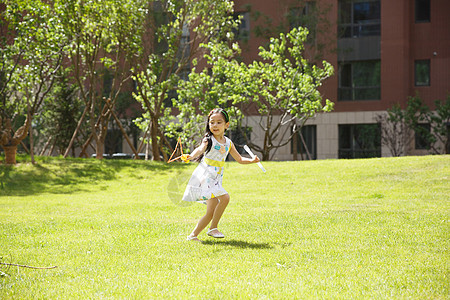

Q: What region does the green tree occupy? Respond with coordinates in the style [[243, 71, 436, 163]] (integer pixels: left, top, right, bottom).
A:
[[59, 0, 147, 159], [0, 4, 28, 164], [174, 27, 334, 161], [132, 0, 238, 161], [37, 69, 83, 156], [1, 0, 65, 164], [434, 96, 450, 154], [377, 93, 450, 156], [243, 0, 335, 64], [243, 27, 334, 160], [378, 94, 430, 156], [419, 95, 450, 154], [170, 40, 244, 150], [376, 104, 412, 157]]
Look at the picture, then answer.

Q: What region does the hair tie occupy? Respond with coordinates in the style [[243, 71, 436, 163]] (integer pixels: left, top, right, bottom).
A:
[[221, 109, 229, 122], [209, 108, 229, 122]]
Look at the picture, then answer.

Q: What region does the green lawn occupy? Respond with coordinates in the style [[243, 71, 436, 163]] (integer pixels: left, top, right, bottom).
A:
[[1, 155, 449, 299]]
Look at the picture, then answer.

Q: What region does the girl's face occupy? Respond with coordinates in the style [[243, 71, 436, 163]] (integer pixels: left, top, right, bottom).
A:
[[208, 113, 229, 137]]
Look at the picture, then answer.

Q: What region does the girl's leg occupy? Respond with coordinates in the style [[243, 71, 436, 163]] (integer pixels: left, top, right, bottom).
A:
[[209, 193, 230, 231], [190, 198, 219, 237]]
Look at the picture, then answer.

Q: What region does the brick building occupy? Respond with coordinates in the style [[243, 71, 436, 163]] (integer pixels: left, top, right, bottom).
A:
[[231, 0, 450, 160]]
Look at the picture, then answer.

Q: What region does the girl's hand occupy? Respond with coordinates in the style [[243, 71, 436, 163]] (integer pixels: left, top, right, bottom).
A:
[[181, 154, 191, 163], [252, 156, 260, 164]]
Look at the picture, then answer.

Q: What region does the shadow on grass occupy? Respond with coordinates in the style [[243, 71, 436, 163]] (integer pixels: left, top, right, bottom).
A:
[[0, 156, 187, 197], [202, 239, 273, 249]]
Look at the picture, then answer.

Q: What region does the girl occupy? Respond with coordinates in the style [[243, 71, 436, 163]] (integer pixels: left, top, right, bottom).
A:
[[182, 108, 260, 242]]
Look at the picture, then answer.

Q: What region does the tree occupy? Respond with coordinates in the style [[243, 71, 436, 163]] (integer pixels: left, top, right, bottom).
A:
[[0, 2, 28, 164], [174, 27, 334, 161], [379, 94, 431, 156], [242, 0, 335, 64], [243, 27, 334, 160], [432, 96, 450, 154], [377, 93, 450, 156], [37, 69, 83, 156], [59, 0, 147, 159], [417, 95, 450, 154], [170, 40, 245, 150], [132, 0, 238, 161], [376, 104, 412, 157], [173, 3, 335, 160], [1, 0, 65, 164]]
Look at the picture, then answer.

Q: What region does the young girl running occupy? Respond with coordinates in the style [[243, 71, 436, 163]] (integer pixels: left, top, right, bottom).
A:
[[182, 108, 260, 242]]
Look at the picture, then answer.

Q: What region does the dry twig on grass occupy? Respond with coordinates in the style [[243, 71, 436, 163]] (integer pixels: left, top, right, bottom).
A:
[[0, 262, 57, 269]]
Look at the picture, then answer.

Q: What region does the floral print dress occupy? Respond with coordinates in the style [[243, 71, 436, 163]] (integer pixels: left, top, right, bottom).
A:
[[182, 136, 231, 204]]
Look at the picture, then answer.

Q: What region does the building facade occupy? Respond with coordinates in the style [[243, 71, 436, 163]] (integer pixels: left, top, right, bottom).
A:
[[231, 0, 450, 160]]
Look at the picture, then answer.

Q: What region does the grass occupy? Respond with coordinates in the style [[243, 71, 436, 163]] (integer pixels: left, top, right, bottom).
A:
[[0, 155, 449, 299]]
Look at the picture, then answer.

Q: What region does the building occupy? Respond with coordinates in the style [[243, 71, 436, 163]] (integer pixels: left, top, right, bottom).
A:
[[231, 0, 450, 160]]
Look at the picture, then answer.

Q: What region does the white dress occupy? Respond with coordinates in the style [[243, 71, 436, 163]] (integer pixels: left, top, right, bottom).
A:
[[182, 136, 232, 204]]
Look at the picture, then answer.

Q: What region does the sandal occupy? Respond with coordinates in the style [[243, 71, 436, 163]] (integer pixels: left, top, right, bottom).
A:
[[186, 235, 202, 242], [207, 228, 225, 238]]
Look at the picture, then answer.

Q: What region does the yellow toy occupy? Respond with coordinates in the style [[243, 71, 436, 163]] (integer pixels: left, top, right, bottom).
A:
[[168, 137, 190, 163]]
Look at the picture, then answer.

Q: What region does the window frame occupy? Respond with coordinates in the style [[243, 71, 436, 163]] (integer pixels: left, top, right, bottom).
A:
[[415, 0, 431, 23], [338, 123, 381, 159], [414, 59, 431, 87], [338, 0, 381, 38], [288, 1, 317, 43], [338, 60, 381, 101]]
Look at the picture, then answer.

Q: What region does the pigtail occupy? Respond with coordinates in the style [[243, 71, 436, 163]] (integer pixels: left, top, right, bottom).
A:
[[194, 132, 213, 163]]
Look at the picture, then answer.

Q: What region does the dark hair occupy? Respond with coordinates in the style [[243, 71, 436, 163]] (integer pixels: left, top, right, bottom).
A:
[[194, 108, 229, 162]]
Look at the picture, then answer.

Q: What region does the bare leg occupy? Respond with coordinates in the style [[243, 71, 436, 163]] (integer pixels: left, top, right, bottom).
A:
[[190, 198, 219, 237], [209, 194, 230, 230]]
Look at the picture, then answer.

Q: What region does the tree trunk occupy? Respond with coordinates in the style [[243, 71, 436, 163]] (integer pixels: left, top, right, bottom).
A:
[[95, 120, 108, 160], [151, 117, 160, 161], [299, 130, 312, 160], [39, 136, 52, 156], [29, 120, 35, 164], [106, 102, 139, 158], [2, 145, 17, 165], [96, 141, 105, 159], [292, 120, 298, 161], [262, 150, 270, 161], [64, 104, 89, 158], [446, 138, 450, 154]]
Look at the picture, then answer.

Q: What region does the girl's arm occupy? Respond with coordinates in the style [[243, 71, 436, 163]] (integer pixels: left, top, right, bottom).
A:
[[186, 139, 208, 161], [229, 142, 260, 164]]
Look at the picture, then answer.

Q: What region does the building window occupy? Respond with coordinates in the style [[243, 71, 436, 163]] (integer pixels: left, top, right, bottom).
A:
[[288, 2, 317, 43], [415, 60, 430, 86], [233, 12, 250, 41], [415, 0, 430, 23], [339, 124, 381, 158], [414, 123, 431, 150], [291, 125, 317, 160], [339, 60, 380, 101], [339, 0, 380, 38]]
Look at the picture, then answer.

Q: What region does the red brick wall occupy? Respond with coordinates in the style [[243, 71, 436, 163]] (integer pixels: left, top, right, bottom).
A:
[[412, 0, 450, 109]]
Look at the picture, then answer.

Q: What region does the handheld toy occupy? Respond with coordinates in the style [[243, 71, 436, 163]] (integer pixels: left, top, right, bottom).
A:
[[168, 137, 190, 163], [243, 145, 266, 173]]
